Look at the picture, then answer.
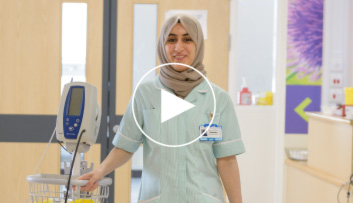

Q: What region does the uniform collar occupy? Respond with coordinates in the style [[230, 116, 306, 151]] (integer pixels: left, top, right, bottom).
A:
[[153, 76, 209, 102]]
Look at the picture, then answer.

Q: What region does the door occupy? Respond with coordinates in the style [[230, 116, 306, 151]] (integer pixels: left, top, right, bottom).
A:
[[0, 0, 230, 202], [113, 0, 231, 202], [0, 0, 104, 202]]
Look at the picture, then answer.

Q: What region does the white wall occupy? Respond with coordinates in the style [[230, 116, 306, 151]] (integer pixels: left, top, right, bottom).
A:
[[235, 0, 275, 94], [321, 0, 351, 106], [229, 0, 286, 202], [235, 106, 277, 203], [349, 0, 353, 87]]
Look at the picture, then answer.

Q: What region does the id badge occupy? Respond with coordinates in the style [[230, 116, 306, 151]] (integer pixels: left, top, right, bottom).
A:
[[199, 124, 223, 141]]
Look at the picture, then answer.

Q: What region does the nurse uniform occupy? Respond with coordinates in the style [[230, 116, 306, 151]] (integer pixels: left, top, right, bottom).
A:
[[113, 76, 245, 203]]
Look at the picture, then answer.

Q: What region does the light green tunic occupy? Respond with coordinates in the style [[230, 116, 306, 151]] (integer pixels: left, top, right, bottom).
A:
[[113, 76, 245, 203]]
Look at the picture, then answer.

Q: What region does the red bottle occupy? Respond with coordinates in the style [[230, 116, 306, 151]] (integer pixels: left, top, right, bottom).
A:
[[238, 78, 252, 105]]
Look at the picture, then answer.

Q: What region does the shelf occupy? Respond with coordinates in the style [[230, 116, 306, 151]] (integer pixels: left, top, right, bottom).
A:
[[285, 159, 346, 187], [306, 112, 353, 126], [234, 105, 276, 113]]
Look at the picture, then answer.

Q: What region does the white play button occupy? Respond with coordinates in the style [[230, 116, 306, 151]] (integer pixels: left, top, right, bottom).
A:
[[161, 89, 195, 123], [132, 63, 216, 147]]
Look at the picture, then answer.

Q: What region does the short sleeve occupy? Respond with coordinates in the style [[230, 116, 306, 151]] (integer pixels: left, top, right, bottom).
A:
[[213, 93, 245, 158], [112, 94, 144, 153]]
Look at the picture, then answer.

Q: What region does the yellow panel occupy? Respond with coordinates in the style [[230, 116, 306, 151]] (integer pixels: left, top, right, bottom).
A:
[[0, 0, 103, 114], [85, 0, 103, 107], [116, 0, 135, 114], [116, 0, 230, 115], [84, 144, 101, 169], [62, 0, 89, 2], [286, 160, 345, 203], [115, 159, 132, 203], [0, 0, 62, 115], [307, 113, 353, 181], [0, 143, 60, 203]]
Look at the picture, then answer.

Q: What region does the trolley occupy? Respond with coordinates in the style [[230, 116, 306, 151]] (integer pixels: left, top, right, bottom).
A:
[[26, 174, 112, 203]]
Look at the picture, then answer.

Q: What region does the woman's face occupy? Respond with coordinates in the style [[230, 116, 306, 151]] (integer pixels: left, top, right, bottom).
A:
[[165, 23, 196, 71]]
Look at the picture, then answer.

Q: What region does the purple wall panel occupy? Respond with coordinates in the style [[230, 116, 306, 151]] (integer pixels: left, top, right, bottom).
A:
[[285, 85, 321, 134]]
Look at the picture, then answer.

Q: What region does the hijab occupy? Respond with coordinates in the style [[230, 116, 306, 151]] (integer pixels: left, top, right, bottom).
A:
[[157, 14, 207, 98]]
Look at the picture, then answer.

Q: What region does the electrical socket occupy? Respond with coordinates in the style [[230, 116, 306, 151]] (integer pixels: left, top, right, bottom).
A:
[[330, 56, 344, 72], [329, 88, 343, 104], [329, 73, 343, 88]]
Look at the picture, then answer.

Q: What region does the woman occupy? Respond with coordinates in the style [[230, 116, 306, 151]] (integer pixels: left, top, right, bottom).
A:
[[79, 14, 245, 203]]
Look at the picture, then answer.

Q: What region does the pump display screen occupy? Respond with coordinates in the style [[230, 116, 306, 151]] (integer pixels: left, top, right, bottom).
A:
[[68, 88, 83, 116]]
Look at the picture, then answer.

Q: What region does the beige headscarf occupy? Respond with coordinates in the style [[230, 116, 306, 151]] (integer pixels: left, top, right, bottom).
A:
[[157, 14, 207, 98]]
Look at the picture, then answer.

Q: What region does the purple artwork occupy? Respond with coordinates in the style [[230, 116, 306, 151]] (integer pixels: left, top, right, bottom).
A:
[[285, 0, 324, 134], [287, 0, 324, 83], [285, 85, 321, 134]]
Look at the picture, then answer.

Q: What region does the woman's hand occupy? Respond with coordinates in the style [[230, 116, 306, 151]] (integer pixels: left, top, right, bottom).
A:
[[77, 169, 104, 192], [74, 147, 133, 192]]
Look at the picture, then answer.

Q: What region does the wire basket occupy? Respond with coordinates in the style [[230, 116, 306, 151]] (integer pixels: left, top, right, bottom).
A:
[[26, 174, 112, 203], [285, 147, 308, 161]]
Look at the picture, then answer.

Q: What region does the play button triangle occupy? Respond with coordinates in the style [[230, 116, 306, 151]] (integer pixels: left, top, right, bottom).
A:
[[161, 89, 195, 123]]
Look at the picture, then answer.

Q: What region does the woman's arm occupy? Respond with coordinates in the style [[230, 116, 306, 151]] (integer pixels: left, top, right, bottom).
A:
[[79, 147, 133, 192], [217, 155, 242, 203]]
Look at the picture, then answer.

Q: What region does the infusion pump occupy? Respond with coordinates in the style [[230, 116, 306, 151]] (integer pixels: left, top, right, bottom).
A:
[[56, 82, 101, 153]]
